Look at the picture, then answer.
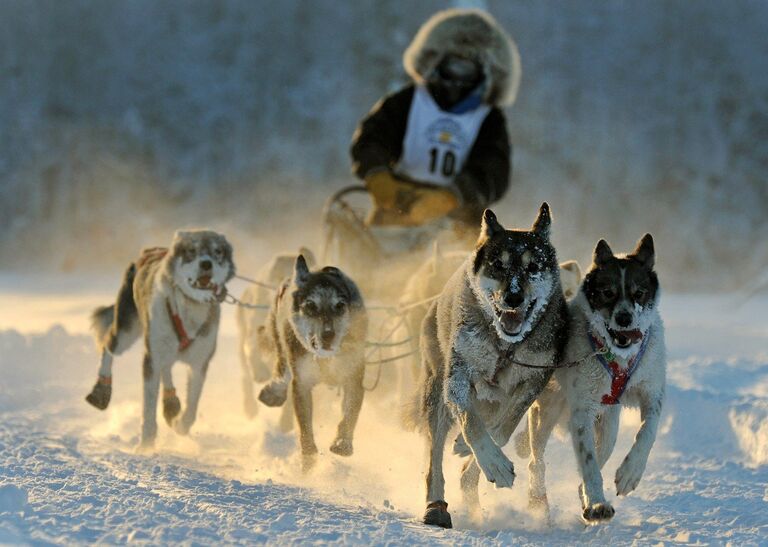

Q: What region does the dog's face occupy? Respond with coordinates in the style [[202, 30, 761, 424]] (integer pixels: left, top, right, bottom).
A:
[[470, 204, 560, 343], [582, 234, 658, 354], [290, 256, 355, 358], [168, 230, 235, 302]]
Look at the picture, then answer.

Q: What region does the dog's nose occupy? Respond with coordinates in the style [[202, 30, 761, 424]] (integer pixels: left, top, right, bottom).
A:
[[615, 310, 632, 328], [504, 291, 524, 308], [321, 330, 335, 345], [200, 260, 212, 270]]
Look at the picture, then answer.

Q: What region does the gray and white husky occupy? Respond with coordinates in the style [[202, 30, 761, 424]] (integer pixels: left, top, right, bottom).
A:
[[409, 204, 569, 528], [517, 234, 665, 523], [258, 256, 368, 466], [85, 230, 235, 450], [236, 248, 315, 419]]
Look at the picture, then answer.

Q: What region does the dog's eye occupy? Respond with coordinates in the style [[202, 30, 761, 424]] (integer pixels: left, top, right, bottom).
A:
[[184, 248, 196, 261], [599, 288, 616, 300], [492, 258, 505, 270], [213, 248, 224, 260], [527, 262, 540, 273], [304, 302, 318, 315], [633, 288, 647, 300], [334, 301, 346, 313]]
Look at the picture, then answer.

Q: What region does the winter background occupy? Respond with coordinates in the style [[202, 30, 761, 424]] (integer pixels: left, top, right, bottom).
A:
[[1, 0, 767, 545]]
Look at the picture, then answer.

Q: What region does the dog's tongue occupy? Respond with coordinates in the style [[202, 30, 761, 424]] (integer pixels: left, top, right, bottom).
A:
[[500, 309, 523, 334], [197, 275, 212, 288]]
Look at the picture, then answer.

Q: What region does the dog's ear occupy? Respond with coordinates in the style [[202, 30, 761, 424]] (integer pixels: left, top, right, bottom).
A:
[[293, 254, 310, 286], [560, 260, 582, 278], [593, 239, 614, 266], [220, 235, 235, 279], [477, 209, 504, 245], [172, 230, 190, 245], [531, 202, 552, 238], [298, 247, 316, 268], [630, 233, 655, 270]]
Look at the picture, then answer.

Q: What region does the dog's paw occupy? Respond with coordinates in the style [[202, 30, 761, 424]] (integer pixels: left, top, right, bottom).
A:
[[300, 451, 318, 474], [615, 453, 646, 496], [258, 381, 288, 407], [163, 395, 182, 426], [329, 437, 353, 457], [135, 437, 156, 454], [423, 500, 452, 529], [173, 416, 193, 436], [474, 439, 516, 488], [85, 382, 112, 410], [582, 501, 615, 523]]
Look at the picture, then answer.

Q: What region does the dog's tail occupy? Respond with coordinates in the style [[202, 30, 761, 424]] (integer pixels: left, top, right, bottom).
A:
[[90, 305, 115, 348], [91, 263, 139, 353]]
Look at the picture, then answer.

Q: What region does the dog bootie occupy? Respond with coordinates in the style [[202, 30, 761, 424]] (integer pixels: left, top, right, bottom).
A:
[[85, 376, 112, 410], [258, 380, 288, 407], [162, 388, 182, 426], [423, 500, 452, 529]]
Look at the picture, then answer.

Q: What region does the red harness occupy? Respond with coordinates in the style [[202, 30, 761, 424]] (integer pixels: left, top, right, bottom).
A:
[[166, 300, 192, 351], [588, 330, 650, 405]]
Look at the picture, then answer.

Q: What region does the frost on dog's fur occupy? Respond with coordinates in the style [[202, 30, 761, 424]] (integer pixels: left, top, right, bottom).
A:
[[411, 203, 569, 529], [521, 233, 667, 523]]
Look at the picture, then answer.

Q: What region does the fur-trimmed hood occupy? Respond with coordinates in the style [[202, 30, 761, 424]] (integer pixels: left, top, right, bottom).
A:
[[403, 9, 521, 107]]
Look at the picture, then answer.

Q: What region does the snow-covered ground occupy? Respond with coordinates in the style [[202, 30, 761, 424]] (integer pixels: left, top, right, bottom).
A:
[[1, 276, 767, 545]]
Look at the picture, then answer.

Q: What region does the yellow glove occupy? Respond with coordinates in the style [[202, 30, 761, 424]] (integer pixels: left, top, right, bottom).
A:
[[364, 169, 401, 209], [365, 169, 460, 226], [407, 186, 460, 225]]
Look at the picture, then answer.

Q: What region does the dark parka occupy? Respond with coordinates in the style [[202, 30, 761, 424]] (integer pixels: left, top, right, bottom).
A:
[[350, 9, 521, 224]]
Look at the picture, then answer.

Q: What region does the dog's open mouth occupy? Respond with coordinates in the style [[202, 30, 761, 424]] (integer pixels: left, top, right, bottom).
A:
[[608, 328, 643, 348], [493, 299, 537, 336], [191, 275, 214, 290], [310, 337, 337, 357]]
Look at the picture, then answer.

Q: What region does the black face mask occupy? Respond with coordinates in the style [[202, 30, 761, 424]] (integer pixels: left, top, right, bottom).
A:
[[427, 55, 484, 109]]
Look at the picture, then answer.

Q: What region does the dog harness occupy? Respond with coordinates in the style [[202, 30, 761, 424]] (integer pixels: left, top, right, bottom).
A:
[[588, 329, 651, 405]]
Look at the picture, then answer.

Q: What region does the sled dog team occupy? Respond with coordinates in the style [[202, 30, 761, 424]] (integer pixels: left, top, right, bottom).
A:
[[85, 203, 666, 528]]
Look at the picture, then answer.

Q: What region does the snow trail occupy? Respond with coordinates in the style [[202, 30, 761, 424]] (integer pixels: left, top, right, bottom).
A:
[[1, 283, 767, 544]]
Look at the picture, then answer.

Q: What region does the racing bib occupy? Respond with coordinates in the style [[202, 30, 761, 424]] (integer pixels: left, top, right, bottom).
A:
[[396, 85, 490, 187]]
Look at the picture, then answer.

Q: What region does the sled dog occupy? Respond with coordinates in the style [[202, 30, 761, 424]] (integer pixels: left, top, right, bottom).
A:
[[258, 256, 367, 466], [236, 248, 315, 419], [409, 204, 569, 528], [518, 234, 665, 523], [85, 230, 235, 450]]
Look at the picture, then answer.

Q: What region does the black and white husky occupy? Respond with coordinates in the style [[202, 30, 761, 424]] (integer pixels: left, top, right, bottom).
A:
[[85, 230, 235, 450], [518, 234, 665, 523], [408, 204, 569, 528], [258, 256, 368, 467]]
